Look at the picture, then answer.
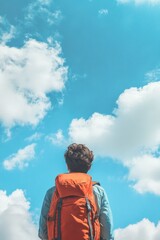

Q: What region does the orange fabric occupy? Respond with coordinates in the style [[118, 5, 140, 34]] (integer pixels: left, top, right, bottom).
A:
[[47, 173, 100, 240]]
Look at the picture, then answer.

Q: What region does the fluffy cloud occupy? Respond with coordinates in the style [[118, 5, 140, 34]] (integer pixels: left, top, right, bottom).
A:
[[0, 189, 39, 240], [68, 113, 115, 157], [117, 0, 160, 5], [67, 81, 160, 195], [3, 144, 36, 170], [114, 218, 160, 240], [0, 39, 68, 128], [128, 154, 160, 195], [69, 81, 160, 159]]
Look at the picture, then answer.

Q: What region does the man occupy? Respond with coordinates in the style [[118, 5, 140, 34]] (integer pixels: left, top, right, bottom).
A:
[[39, 143, 114, 240]]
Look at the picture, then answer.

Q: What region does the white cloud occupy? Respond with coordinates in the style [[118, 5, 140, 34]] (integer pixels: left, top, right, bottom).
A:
[[68, 113, 115, 157], [0, 25, 15, 45], [0, 189, 39, 240], [25, 132, 42, 142], [69, 82, 160, 159], [38, 0, 52, 5], [3, 144, 36, 170], [47, 129, 66, 146], [117, 0, 160, 5], [0, 39, 68, 128], [114, 218, 160, 240], [26, 0, 62, 26], [47, 10, 63, 25], [128, 154, 160, 195], [145, 68, 160, 83], [67, 81, 160, 195], [98, 9, 109, 15], [0, 16, 16, 45]]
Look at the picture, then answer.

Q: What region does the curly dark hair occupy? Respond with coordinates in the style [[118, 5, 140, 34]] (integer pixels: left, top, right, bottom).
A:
[[64, 143, 94, 173]]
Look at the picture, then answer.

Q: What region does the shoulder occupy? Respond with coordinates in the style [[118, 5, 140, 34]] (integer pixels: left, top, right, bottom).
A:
[[92, 184, 107, 211], [45, 186, 56, 200], [93, 184, 110, 208], [93, 184, 106, 197]]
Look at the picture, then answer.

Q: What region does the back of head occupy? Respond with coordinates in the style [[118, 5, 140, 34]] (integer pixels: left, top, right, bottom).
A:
[[64, 143, 94, 173]]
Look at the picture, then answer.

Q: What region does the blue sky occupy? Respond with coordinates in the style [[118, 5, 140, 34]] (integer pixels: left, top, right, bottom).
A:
[[0, 0, 160, 239]]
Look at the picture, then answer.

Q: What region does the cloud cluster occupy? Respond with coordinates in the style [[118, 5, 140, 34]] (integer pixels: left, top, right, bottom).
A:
[[67, 81, 160, 195], [117, 0, 160, 5], [0, 39, 68, 128], [114, 218, 160, 240], [3, 144, 36, 170], [0, 189, 39, 240]]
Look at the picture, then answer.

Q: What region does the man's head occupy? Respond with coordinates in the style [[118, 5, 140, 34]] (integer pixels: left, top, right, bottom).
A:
[[64, 143, 94, 173]]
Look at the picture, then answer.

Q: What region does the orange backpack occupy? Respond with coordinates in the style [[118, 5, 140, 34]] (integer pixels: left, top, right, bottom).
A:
[[47, 173, 100, 240]]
